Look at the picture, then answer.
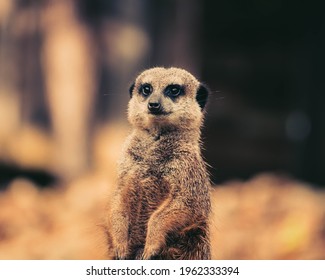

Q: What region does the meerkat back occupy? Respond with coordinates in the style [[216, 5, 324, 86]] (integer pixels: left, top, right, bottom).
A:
[[107, 67, 211, 260]]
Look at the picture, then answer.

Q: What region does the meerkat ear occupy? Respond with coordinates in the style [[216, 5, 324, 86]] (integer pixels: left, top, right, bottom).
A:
[[129, 83, 135, 98], [196, 84, 209, 110]]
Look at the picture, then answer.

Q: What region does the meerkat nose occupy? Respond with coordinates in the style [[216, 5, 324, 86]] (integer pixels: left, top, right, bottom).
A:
[[148, 102, 162, 113]]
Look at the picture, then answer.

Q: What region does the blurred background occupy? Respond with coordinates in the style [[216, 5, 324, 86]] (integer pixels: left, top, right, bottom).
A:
[[0, 0, 324, 259]]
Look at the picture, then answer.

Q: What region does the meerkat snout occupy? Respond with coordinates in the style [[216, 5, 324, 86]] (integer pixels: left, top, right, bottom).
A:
[[148, 101, 162, 114]]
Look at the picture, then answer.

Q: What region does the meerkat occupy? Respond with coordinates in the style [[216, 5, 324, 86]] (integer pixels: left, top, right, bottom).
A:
[[107, 67, 211, 260]]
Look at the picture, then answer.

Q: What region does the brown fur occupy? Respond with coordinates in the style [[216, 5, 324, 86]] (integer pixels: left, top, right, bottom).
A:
[[107, 67, 211, 260]]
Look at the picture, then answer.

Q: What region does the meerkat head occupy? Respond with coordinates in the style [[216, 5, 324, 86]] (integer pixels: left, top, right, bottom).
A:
[[127, 67, 209, 132]]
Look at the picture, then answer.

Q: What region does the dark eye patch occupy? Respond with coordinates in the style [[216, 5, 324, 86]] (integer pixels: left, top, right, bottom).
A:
[[139, 83, 153, 97], [164, 84, 184, 99], [196, 84, 209, 110], [129, 83, 135, 98]]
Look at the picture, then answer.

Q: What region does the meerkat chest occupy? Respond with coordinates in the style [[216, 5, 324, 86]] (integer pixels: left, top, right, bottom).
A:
[[120, 135, 177, 202], [127, 134, 176, 169]]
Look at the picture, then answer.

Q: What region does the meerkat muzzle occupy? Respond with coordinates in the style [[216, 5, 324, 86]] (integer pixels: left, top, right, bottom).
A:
[[148, 102, 162, 114]]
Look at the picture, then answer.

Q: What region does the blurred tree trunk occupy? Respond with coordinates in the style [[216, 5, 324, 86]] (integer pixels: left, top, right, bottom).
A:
[[0, 0, 50, 168], [41, 0, 97, 179], [0, 0, 20, 142]]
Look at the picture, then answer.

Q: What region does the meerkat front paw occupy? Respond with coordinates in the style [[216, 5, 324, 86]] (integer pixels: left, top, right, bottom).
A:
[[114, 243, 129, 260], [142, 246, 160, 260], [142, 239, 163, 260]]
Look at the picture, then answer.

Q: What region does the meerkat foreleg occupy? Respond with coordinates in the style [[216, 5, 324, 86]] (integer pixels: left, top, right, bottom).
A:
[[142, 199, 190, 259], [109, 191, 130, 259]]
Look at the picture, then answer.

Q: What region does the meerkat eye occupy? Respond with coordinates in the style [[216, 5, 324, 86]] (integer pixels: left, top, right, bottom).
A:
[[140, 83, 152, 97], [165, 84, 182, 98]]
